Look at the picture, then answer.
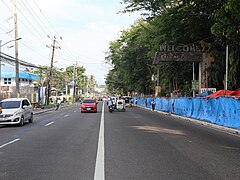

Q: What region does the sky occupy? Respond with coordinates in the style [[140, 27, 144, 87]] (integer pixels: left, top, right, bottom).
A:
[[0, 0, 141, 85]]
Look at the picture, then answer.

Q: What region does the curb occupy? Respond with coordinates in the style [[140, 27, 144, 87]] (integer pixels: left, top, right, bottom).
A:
[[33, 103, 77, 115], [136, 105, 240, 136]]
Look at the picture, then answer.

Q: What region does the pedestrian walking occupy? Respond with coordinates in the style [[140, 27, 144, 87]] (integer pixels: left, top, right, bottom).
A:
[[151, 99, 156, 111], [145, 99, 148, 107]]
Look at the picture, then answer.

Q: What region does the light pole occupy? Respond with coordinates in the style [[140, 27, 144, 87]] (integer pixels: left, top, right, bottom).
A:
[[0, 38, 22, 98]]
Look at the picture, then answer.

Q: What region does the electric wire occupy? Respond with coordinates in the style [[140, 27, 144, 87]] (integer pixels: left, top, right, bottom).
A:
[[31, 0, 99, 64], [22, 0, 54, 35], [18, 0, 49, 35], [9, 0, 49, 44], [0, 27, 50, 63], [0, 52, 46, 69], [1, 0, 108, 73], [32, 0, 59, 36], [1, 0, 48, 46]]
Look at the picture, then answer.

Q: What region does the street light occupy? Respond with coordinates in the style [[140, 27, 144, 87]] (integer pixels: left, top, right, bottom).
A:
[[0, 38, 22, 98], [0, 38, 21, 48]]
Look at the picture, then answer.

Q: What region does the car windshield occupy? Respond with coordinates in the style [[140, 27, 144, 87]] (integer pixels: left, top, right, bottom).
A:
[[1, 101, 21, 109], [83, 99, 95, 103]]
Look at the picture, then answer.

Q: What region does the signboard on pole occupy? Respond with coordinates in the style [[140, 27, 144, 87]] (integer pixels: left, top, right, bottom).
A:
[[153, 44, 203, 64], [192, 80, 199, 91]]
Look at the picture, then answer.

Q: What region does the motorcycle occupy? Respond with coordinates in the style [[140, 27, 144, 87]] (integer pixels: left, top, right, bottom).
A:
[[109, 105, 114, 113]]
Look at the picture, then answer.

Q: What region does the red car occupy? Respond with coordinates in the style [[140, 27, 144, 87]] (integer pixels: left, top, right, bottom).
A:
[[97, 97, 103, 101], [80, 99, 98, 113]]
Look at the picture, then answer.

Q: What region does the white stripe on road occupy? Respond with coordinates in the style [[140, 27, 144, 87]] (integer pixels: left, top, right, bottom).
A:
[[64, 114, 69, 118], [94, 101, 105, 180], [45, 121, 54, 127], [0, 138, 20, 149]]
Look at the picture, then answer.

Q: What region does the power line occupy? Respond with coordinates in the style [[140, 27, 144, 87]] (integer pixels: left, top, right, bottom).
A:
[[9, 0, 48, 44], [18, 0, 49, 35], [33, 0, 59, 36], [0, 25, 50, 62], [0, 52, 46, 69], [1, 0, 48, 46]]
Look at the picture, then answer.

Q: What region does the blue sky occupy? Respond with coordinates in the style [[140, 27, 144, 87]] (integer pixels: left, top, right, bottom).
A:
[[0, 0, 141, 85]]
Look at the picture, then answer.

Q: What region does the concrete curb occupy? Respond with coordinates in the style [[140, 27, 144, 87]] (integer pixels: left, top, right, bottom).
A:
[[135, 105, 240, 136], [33, 103, 77, 115]]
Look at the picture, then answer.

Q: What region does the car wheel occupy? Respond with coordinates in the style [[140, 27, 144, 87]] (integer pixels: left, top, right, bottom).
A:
[[19, 116, 24, 126], [29, 114, 33, 123]]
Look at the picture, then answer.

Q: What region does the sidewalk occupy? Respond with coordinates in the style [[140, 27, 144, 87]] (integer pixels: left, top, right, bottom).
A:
[[33, 103, 77, 115], [136, 105, 240, 136]]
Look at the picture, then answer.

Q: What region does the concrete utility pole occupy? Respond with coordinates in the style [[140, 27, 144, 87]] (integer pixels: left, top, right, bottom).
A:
[[0, 40, 2, 98], [46, 37, 60, 104], [73, 62, 78, 102], [14, 0, 20, 96], [225, 45, 229, 91], [193, 62, 195, 97]]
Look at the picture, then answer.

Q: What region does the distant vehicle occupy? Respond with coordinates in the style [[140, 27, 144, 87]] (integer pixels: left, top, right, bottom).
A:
[[122, 96, 132, 107], [97, 97, 103, 101], [109, 105, 114, 113], [0, 98, 33, 126], [116, 99, 126, 111], [80, 99, 98, 113]]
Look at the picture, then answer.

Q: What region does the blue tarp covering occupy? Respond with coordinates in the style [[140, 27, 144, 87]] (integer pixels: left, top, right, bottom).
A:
[[1, 65, 39, 79], [200, 91, 213, 97], [133, 96, 240, 130]]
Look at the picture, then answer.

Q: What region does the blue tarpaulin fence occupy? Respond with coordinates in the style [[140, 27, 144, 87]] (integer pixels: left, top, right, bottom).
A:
[[132, 97, 240, 130]]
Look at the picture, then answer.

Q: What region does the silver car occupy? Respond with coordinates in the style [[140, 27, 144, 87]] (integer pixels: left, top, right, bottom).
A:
[[0, 98, 33, 126]]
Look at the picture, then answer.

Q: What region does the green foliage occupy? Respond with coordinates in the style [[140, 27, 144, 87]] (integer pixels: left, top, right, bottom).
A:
[[106, 0, 240, 95]]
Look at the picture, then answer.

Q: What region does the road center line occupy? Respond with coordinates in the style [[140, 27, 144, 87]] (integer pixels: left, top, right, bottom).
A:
[[64, 114, 69, 118], [45, 121, 54, 127], [0, 138, 20, 149], [94, 101, 105, 180]]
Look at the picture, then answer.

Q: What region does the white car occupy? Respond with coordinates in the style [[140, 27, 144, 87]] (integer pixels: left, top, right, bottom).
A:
[[0, 98, 33, 126]]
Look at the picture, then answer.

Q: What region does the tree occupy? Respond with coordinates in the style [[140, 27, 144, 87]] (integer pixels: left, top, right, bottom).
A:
[[106, 0, 240, 96]]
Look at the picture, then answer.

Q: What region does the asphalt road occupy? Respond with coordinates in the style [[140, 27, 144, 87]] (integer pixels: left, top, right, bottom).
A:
[[0, 102, 240, 180]]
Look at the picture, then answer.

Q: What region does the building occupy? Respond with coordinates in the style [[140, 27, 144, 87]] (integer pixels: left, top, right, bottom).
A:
[[1, 64, 39, 94]]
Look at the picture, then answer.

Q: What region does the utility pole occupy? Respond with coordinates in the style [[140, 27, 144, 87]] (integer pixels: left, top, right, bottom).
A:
[[46, 37, 60, 104], [193, 62, 195, 97], [225, 45, 229, 91], [0, 40, 2, 99], [73, 62, 77, 102], [14, 0, 20, 96]]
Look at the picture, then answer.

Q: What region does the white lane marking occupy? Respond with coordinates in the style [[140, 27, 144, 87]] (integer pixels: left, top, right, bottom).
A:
[[64, 114, 69, 118], [74, 110, 76, 112], [45, 121, 54, 127], [94, 102, 105, 180], [0, 138, 20, 149]]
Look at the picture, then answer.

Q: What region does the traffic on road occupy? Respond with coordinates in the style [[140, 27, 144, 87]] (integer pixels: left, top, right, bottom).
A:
[[0, 100, 240, 180]]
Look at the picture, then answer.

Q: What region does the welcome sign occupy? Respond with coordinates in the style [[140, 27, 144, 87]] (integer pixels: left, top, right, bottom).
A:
[[153, 44, 203, 64]]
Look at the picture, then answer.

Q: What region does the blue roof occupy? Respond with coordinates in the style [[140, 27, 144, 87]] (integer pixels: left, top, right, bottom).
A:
[[1, 65, 39, 80]]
